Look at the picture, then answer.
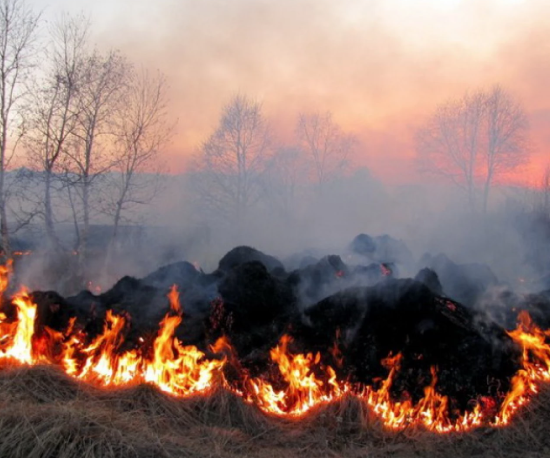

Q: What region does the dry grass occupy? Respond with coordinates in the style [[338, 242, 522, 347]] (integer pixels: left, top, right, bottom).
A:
[[0, 364, 549, 458]]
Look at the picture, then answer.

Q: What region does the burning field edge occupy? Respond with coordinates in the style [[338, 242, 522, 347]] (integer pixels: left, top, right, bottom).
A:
[[1, 363, 550, 458], [4, 244, 550, 457]]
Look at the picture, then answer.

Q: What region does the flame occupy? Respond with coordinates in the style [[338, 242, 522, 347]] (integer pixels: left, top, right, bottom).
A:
[[362, 355, 484, 432], [239, 340, 484, 431], [0, 289, 36, 364], [61, 285, 226, 396], [0, 265, 550, 432], [494, 311, 550, 425], [243, 335, 346, 416], [0, 259, 12, 299]]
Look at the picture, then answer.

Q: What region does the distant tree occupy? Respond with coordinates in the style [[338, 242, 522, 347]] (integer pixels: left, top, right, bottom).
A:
[[416, 85, 529, 212], [296, 111, 356, 193], [263, 146, 309, 220], [535, 165, 550, 216], [24, 14, 88, 251], [481, 86, 529, 212], [102, 68, 173, 265], [64, 47, 129, 273], [192, 94, 271, 230], [0, 0, 39, 259]]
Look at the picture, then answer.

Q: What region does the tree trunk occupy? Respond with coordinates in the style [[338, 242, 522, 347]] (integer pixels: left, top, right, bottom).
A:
[[44, 170, 61, 251], [104, 200, 122, 276], [0, 194, 9, 262], [467, 181, 476, 214], [482, 169, 493, 214], [0, 133, 9, 261], [77, 177, 90, 285]]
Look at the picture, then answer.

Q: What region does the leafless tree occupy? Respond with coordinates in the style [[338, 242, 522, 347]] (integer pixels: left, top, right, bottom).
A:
[[24, 14, 88, 250], [0, 0, 39, 259], [263, 146, 309, 221], [296, 111, 355, 193], [482, 86, 529, 212], [64, 48, 129, 272], [416, 86, 529, 212], [102, 68, 173, 265], [532, 165, 550, 217], [192, 94, 271, 230]]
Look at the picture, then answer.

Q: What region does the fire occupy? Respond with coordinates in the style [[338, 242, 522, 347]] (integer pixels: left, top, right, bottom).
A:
[[362, 355, 484, 432], [494, 311, 550, 425], [60, 285, 226, 397], [1, 265, 550, 433], [0, 280, 226, 398], [0, 259, 12, 298], [242, 335, 346, 416], [238, 340, 484, 431], [0, 289, 36, 364]]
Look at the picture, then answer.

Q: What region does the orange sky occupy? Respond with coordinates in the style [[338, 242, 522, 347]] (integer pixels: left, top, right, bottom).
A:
[[33, 0, 550, 185]]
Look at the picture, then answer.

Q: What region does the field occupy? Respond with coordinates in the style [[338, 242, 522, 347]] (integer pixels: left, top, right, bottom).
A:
[[0, 364, 549, 458]]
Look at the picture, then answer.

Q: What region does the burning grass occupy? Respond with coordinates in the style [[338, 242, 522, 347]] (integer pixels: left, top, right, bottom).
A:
[[3, 255, 550, 456], [0, 274, 549, 431], [0, 364, 549, 458]]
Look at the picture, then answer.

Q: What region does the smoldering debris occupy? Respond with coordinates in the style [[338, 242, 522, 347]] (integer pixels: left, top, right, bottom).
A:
[[6, 234, 546, 418]]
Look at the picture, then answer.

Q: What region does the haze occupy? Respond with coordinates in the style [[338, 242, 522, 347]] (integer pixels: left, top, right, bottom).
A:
[[28, 0, 549, 185]]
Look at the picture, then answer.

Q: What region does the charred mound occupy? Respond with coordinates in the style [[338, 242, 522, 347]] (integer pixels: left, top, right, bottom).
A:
[[16, 244, 529, 414], [292, 278, 521, 412], [419, 253, 499, 308]]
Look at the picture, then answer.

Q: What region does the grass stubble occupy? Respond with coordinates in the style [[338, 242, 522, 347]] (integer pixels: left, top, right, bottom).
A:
[[0, 364, 549, 458]]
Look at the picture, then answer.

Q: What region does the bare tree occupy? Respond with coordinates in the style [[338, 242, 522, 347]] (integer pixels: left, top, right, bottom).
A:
[[532, 165, 550, 217], [64, 48, 129, 273], [192, 94, 271, 230], [416, 86, 529, 212], [0, 0, 39, 259], [482, 86, 529, 212], [24, 14, 88, 250], [102, 68, 173, 265], [296, 111, 355, 193], [263, 146, 309, 221]]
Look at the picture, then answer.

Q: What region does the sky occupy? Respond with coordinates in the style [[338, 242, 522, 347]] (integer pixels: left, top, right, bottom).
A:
[[29, 0, 550, 185]]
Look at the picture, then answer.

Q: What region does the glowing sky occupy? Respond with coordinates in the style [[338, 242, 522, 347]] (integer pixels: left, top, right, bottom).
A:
[[30, 0, 550, 185]]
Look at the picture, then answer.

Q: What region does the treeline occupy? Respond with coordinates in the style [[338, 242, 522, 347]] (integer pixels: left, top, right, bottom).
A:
[[0, 0, 539, 288], [0, 1, 173, 279]]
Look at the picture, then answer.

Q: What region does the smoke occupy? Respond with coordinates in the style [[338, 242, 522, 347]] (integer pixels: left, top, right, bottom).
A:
[[60, 0, 550, 183], [9, 0, 550, 305]]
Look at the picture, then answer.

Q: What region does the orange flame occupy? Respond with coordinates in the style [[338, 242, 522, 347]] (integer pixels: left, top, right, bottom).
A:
[[0, 289, 36, 364], [494, 311, 550, 425], [61, 285, 226, 396], [0, 259, 12, 299], [243, 335, 346, 416], [1, 265, 550, 432]]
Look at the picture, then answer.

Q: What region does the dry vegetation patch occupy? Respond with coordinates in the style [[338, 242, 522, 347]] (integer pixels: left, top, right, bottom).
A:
[[0, 364, 549, 458]]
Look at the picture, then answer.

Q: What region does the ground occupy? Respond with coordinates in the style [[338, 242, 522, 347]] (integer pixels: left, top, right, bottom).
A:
[[0, 364, 549, 458]]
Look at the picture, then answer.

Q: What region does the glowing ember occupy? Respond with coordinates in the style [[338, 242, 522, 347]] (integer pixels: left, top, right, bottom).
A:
[[12, 250, 32, 256], [0, 264, 550, 432]]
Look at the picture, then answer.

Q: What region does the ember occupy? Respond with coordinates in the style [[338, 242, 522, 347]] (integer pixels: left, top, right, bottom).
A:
[[1, 244, 550, 433]]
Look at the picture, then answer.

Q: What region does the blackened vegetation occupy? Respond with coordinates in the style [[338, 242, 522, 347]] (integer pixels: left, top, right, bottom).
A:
[[3, 235, 546, 417], [214, 261, 295, 362], [294, 279, 519, 413], [419, 253, 499, 308]]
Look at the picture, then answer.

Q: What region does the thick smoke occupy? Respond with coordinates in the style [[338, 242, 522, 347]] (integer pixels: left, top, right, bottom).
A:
[[74, 0, 550, 180]]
